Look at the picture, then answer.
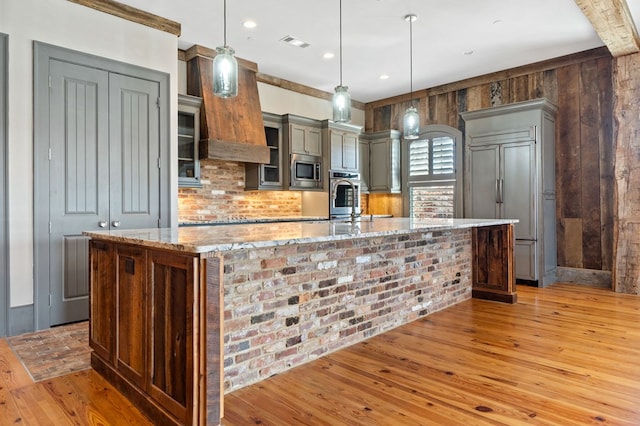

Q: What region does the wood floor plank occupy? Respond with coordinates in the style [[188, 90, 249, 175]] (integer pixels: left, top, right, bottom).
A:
[[222, 283, 640, 425]]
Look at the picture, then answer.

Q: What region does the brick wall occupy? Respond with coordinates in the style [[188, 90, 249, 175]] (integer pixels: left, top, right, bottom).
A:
[[222, 228, 472, 392], [178, 159, 302, 221], [410, 185, 455, 219]]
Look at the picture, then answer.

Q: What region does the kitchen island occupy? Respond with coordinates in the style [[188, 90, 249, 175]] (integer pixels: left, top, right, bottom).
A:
[[85, 217, 517, 426]]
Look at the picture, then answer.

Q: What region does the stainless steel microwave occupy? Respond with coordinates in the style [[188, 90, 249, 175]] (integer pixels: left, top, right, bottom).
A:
[[290, 153, 322, 189]]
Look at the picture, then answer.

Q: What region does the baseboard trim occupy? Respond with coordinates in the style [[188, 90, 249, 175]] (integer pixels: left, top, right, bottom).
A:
[[556, 267, 612, 289], [9, 304, 34, 336]]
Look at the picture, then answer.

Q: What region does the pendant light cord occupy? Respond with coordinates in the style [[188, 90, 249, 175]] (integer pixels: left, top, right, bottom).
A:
[[339, 0, 343, 86], [409, 15, 413, 104], [223, 0, 228, 47]]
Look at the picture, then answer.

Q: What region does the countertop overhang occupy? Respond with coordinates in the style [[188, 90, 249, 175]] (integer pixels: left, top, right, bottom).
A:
[[84, 217, 518, 254]]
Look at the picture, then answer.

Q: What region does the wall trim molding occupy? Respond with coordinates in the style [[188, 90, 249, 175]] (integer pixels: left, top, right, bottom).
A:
[[9, 304, 34, 337], [556, 267, 612, 289]]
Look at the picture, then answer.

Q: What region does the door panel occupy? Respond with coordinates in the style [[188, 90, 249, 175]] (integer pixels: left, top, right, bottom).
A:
[[502, 142, 536, 240], [466, 144, 499, 219], [109, 74, 160, 230], [49, 59, 109, 325]]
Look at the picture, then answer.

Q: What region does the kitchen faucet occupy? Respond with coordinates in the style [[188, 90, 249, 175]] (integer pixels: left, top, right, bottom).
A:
[[331, 178, 359, 222]]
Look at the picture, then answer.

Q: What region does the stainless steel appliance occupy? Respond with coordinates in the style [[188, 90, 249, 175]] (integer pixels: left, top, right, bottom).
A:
[[290, 153, 322, 190], [329, 170, 361, 219]]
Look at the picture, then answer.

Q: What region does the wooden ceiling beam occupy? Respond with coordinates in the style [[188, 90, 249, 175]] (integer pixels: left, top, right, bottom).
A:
[[574, 0, 640, 56]]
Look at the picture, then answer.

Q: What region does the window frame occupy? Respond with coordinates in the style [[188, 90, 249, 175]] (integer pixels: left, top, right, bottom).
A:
[[401, 124, 463, 218]]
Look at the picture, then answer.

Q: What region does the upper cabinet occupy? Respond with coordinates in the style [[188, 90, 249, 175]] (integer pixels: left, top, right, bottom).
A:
[[322, 120, 361, 173], [360, 130, 401, 193], [178, 94, 202, 188], [245, 113, 283, 190], [283, 114, 322, 157]]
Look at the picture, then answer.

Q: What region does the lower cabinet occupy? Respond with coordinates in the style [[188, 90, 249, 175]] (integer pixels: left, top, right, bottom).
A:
[[471, 223, 517, 303], [89, 240, 222, 426]]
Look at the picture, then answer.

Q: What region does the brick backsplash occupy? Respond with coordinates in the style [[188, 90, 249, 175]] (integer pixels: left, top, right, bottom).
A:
[[178, 159, 302, 221], [222, 228, 472, 392]]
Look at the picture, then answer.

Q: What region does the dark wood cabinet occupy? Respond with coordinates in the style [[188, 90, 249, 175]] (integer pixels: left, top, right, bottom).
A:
[[471, 223, 517, 303], [89, 240, 222, 426]]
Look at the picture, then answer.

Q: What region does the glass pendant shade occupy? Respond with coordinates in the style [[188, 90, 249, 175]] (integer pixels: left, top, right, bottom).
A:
[[403, 105, 420, 139], [333, 85, 351, 123], [213, 46, 238, 98]]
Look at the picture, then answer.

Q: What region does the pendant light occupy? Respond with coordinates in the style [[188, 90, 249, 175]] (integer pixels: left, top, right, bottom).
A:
[[213, 0, 238, 98], [332, 0, 351, 123], [403, 14, 420, 139]]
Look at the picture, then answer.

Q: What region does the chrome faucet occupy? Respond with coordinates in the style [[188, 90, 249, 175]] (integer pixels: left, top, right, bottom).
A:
[[331, 178, 359, 222]]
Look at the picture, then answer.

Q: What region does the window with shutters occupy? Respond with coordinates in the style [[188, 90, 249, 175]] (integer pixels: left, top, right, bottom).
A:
[[402, 125, 462, 219]]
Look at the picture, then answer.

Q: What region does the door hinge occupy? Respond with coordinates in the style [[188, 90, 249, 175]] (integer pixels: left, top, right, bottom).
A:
[[157, 97, 161, 108], [158, 158, 161, 169], [48, 148, 52, 161], [158, 218, 161, 227], [48, 221, 52, 234], [48, 75, 52, 88], [49, 294, 52, 306]]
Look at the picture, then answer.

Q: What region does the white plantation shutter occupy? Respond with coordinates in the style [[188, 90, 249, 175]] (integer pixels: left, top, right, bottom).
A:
[[432, 136, 454, 174], [409, 139, 430, 176]]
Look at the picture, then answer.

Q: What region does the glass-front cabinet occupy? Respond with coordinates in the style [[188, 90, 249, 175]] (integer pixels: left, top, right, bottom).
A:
[[178, 94, 202, 187], [246, 112, 283, 190]]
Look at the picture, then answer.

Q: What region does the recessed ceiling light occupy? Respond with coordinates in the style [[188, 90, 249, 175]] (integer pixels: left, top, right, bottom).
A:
[[323, 52, 335, 59], [379, 74, 389, 80], [280, 35, 311, 48], [243, 20, 257, 29]]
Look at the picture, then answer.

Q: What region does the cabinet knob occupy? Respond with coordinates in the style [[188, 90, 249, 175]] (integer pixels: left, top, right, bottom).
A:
[[98, 221, 108, 228], [112, 220, 121, 228]]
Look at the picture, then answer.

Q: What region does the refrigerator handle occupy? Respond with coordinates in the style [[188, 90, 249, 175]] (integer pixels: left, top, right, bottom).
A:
[[495, 179, 500, 204], [498, 179, 504, 204]]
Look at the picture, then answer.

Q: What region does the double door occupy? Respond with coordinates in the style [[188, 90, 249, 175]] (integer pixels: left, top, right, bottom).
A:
[[466, 140, 537, 280], [38, 48, 167, 327]]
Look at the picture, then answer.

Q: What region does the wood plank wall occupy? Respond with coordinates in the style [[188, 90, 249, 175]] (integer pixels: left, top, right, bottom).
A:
[[365, 48, 614, 272]]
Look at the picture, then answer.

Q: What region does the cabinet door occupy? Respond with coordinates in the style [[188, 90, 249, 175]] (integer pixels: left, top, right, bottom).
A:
[[466, 144, 500, 219], [148, 251, 197, 424], [330, 130, 358, 171], [290, 124, 321, 156], [369, 139, 390, 191], [290, 124, 306, 154], [359, 140, 370, 193], [306, 127, 322, 156], [115, 245, 148, 389], [89, 241, 116, 363], [501, 142, 536, 240]]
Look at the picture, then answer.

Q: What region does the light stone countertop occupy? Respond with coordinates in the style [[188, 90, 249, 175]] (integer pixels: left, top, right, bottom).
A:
[[84, 217, 518, 254]]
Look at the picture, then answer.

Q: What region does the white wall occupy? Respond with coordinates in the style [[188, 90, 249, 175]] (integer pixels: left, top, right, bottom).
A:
[[1, 0, 179, 307]]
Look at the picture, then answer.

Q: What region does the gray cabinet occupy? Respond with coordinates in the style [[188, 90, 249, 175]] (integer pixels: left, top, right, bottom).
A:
[[322, 120, 361, 172], [360, 130, 401, 193], [359, 139, 370, 193], [283, 114, 322, 156], [461, 98, 557, 286], [178, 94, 202, 187], [246, 112, 283, 190]]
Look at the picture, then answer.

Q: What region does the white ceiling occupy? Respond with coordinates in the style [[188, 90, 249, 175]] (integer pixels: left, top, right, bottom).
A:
[[117, 0, 637, 103]]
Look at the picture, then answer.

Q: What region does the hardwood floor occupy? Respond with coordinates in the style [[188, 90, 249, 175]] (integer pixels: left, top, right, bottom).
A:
[[222, 283, 640, 425], [0, 283, 638, 425]]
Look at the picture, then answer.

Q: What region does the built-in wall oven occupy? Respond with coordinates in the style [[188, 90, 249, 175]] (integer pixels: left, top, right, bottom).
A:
[[329, 170, 361, 219], [290, 153, 322, 190]]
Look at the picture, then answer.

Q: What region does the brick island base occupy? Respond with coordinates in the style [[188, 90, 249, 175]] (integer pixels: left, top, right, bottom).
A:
[[86, 220, 515, 425]]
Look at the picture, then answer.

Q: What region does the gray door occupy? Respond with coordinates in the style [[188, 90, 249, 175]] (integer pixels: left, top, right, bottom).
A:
[[48, 62, 161, 326], [466, 144, 500, 219], [0, 34, 7, 336]]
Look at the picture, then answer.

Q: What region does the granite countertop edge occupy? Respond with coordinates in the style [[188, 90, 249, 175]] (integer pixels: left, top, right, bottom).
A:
[[84, 217, 518, 254]]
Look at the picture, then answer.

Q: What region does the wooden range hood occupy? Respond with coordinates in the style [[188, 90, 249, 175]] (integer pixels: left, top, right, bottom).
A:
[[185, 45, 270, 164]]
